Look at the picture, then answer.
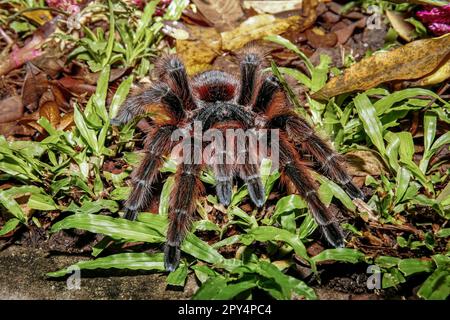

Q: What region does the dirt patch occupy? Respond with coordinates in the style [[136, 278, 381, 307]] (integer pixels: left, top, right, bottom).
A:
[[0, 245, 197, 300]]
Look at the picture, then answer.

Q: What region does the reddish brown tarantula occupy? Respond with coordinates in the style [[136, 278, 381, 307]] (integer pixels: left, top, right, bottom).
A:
[[112, 48, 365, 271]]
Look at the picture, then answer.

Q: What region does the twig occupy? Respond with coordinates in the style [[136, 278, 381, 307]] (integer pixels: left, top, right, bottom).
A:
[[0, 26, 13, 45], [425, 82, 450, 109]]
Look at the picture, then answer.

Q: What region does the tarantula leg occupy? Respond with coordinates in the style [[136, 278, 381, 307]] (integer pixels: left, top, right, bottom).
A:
[[279, 137, 345, 248], [165, 162, 203, 271], [238, 49, 264, 106], [213, 155, 233, 206], [111, 83, 185, 126], [266, 110, 365, 201], [123, 125, 176, 220], [252, 75, 280, 113], [157, 55, 196, 110], [237, 163, 265, 208]]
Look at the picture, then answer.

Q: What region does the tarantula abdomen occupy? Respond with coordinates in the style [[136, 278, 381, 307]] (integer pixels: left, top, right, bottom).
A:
[[112, 50, 365, 271]]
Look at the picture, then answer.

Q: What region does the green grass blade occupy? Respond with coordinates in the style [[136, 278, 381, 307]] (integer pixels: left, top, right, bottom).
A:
[[51, 214, 165, 243], [417, 269, 450, 300], [311, 248, 365, 264], [354, 93, 386, 156], [47, 253, 165, 277]]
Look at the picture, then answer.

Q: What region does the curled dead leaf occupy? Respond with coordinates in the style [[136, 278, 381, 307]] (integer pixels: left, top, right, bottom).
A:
[[313, 33, 450, 100]]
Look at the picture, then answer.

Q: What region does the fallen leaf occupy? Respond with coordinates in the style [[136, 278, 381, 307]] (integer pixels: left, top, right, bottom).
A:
[[221, 14, 301, 51], [57, 112, 75, 131], [243, 1, 303, 14], [192, 0, 244, 31], [176, 25, 222, 75], [0, 96, 24, 123], [57, 77, 97, 95], [386, 10, 415, 42], [39, 101, 61, 127], [22, 9, 53, 25], [22, 64, 49, 112], [410, 56, 450, 86], [345, 150, 388, 177], [305, 27, 337, 48], [162, 21, 191, 40], [313, 33, 450, 100]]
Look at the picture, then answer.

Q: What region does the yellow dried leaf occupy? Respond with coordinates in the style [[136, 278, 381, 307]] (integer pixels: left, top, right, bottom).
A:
[[221, 14, 300, 51], [242, 1, 303, 14], [39, 101, 60, 127], [23, 10, 52, 25], [386, 10, 415, 42], [313, 33, 450, 100], [411, 57, 450, 86], [57, 112, 74, 131], [176, 25, 222, 75]]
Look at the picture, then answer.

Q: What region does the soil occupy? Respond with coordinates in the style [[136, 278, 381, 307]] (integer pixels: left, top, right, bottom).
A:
[[0, 245, 198, 300]]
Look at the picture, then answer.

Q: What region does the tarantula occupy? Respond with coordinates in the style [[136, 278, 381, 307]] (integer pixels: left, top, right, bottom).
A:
[[112, 47, 365, 271]]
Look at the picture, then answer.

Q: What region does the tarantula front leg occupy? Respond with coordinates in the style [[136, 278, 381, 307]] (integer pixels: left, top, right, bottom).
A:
[[156, 55, 196, 110], [278, 136, 345, 247], [238, 48, 265, 106], [165, 135, 204, 270], [111, 82, 185, 126], [236, 162, 265, 208], [211, 151, 234, 207], [123, 125, 177, 220]]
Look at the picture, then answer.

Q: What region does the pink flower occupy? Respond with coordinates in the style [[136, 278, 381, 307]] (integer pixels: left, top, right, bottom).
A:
[[46, 0, 80, 14], [416, 4, 450, 36], [428, 22, 450, 35]]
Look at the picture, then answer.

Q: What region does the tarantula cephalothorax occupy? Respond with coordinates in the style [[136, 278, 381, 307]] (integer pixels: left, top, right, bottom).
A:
[[112, 48, 365, 271]]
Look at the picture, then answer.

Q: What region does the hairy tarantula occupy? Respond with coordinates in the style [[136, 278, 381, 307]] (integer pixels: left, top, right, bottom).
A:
[[112, 48, 365, 271]]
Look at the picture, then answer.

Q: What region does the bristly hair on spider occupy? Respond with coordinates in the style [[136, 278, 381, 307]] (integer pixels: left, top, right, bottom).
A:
[[111, 45, 367, 272]]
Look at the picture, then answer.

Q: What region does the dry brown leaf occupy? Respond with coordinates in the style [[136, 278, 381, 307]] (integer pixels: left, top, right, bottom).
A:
[[313, 33, 450, 100], [345, 150, 388, 177], [57, 112, 74, 131], [221, 14, 300, 51], [0, 96, 24, 123], [22, 64, 49, 111], [176, 25, 222, 75], [192, 0, 244, 31], [39, 101, 61, 127]]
